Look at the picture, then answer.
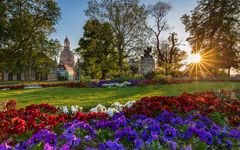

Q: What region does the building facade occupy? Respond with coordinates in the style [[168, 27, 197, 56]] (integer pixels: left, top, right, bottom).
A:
[[57, 37, 76, 80]]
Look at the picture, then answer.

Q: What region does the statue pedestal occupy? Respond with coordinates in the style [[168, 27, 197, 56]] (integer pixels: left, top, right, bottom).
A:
[[140, 56, 155, 75]]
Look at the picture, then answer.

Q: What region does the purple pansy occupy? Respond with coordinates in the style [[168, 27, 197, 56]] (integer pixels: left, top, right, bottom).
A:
[[44, 133, 58, 147], [197, 130, 213, 145], [229, 129, 240, 140], [59, 144, 70, 150], [99, 140, 125, 150], [226, 140, 233, 148], [168, 141, 177, 150], [0, 143, 13, 150], [44, 143, 56, 150], [170, 116, 183, 125], [156, 110, 174, 123], [134, 139, 144, 149], [163, 127, 178, 141]]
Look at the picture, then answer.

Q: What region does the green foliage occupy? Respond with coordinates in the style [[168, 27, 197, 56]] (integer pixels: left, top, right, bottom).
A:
[[115, 75, 145, 82], [79, 75, 92, 83], [76, 19, 118, 79], [193, 140, 208, 150], [208, 112, 227, 126], [181, 0, 240, 75], [144, 71, 156, 79], [85, 0, 148, 76], [0, 0, 61, 80], [154, 73, 166, 80], [130, 65, 139, 76], [13, 130, 33, 143]]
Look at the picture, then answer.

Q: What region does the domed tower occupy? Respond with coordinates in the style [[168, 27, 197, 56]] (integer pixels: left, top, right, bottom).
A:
[[60, 36, 75, 67]]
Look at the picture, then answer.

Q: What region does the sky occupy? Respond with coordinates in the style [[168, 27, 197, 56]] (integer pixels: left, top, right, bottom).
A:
[[51, 0, 198, 54]]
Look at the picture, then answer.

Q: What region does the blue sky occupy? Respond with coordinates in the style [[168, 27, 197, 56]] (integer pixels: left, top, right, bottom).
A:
[[51, 0, 198, 53]]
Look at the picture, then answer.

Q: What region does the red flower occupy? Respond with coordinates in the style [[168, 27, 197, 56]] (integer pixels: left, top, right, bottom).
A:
[[11, 117, 26, 126]]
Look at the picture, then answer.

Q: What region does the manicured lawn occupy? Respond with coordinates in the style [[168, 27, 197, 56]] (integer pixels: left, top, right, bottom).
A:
[[0, 81, 239, 110]]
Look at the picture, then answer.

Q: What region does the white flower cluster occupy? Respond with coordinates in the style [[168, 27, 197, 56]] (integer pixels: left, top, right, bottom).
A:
[[1, 88, 10, 91], [102, 81, 131, 88], [90, 101, 135, 116], [57, 105, 83, 114], [24, 85, 43, 89], [56, 101, 136, 116]]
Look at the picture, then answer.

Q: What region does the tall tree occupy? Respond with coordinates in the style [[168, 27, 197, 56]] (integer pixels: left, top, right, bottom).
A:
[[146, 1, 171, 66], [0, 0, 61, 80], [85, 0, 147, 76], [156, 33, 187, 76], [76, 19, 117, 79], [181, 0, 240, 76]]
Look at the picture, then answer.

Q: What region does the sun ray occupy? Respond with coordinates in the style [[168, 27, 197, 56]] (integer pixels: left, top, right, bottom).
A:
[[186, 49, 218, 78]]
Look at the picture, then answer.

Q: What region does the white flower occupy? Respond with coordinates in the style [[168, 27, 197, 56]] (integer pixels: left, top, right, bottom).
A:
[[124, 101, 135, 108], [102, 81, 131, 88], [79, 107, 83, 112], [71, 105, 78, 114], [96, 104, 107, 112], [90, 107, 97, 112], [106, 108, 119, 116], [62, 106, 69, 114], [24, 85, 42, 89], [90, 104, 106, 112], [111, 102, 123, 111]]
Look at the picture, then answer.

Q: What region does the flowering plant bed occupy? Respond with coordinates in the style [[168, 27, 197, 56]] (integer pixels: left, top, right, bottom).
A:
[[0, 78, 191, 90], [0, 82, 87, 90], [123, 91, 240, 126], [0, 91, 239, 149], [1, 112, 239, 149]]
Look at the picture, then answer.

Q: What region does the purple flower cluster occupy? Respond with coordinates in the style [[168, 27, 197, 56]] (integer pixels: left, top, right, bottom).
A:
[[13, 130, 57, 150], [1, 111, 239, 150]]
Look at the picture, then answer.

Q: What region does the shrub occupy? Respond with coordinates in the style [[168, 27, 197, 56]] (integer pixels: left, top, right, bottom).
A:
[[115, 75, 144, 82], [79, 75, 92, 83], [144, 71, 156, 79], [154, 73, 166, 80]]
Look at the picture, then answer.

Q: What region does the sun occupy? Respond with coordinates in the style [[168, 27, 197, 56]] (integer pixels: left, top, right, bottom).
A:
[[184, 49, 218, 79], [188, 53, 201, 63]]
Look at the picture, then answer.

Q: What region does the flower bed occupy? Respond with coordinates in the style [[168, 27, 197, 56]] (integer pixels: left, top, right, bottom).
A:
[[1, 112, 239, 149], [0, 103, 109, 144], [0, 91, 239, 149], [0, 78, 191, 90], [0, 82, 88, 90]]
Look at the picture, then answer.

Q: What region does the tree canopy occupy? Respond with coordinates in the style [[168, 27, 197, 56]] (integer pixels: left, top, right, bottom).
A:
[[0, 0, 61, 80], [181, 0, 240, 76], [76, 19, 118, 79], [85, 0, 147, 76]]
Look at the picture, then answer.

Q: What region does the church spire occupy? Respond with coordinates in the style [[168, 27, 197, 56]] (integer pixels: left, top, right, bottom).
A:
[[64, 36, 70, 49], [60, 36, 75, 67]]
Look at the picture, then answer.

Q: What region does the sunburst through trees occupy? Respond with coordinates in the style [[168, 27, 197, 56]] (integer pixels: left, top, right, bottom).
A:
[[187, 49, 218, 78]]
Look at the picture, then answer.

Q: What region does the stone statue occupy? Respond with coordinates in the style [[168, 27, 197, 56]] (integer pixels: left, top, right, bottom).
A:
[[144, 47, 152, 57], [140, 47, 155, 75]]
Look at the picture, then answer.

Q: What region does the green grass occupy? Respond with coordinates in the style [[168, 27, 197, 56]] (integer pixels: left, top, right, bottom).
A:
[[0, 81, 239, 110]]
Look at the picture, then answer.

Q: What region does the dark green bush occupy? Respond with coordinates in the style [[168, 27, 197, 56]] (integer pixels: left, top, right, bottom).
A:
[[144, 71, 156, 79]]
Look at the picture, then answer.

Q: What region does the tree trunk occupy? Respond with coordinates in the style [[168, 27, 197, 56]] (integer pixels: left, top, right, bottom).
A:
[[101, 69, 107, 79], [0, 71, 3, 81], [117, 46, 124, 77], [28, 57, 32, 81], [227, 67, 231, 77]]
